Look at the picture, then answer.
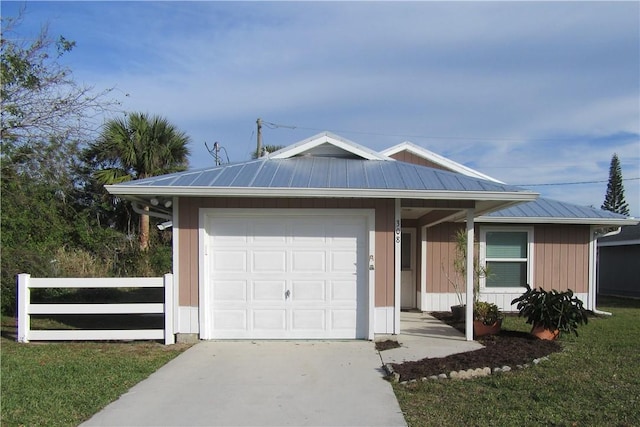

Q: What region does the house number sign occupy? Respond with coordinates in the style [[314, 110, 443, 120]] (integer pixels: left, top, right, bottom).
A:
[[395, 219, 401, 244]]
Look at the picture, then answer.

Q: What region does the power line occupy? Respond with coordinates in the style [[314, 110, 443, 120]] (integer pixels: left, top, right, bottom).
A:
[[260, 119, 627, 142], [515, 177, 640, 187]]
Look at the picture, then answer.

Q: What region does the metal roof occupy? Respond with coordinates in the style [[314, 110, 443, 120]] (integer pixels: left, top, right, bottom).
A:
[[598, 224, 640, 245], [109, 156, 530, 196], [478, 197, 638, 225]]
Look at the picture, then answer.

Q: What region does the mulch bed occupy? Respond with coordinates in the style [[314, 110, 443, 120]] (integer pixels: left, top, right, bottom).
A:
[[390, 312, 562, 381], [376, 340, 401, 351]]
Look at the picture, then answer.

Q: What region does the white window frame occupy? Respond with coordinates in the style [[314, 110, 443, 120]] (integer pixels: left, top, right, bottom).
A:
[[479, 226, 534, 293]]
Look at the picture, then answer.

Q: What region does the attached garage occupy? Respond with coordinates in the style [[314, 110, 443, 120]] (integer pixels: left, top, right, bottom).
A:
[[106, 132, 545, 342], [199, 209, 375, 339]]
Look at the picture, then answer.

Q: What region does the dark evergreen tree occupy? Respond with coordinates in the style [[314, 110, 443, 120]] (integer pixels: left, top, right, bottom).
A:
[[601, 153, 630, 216]]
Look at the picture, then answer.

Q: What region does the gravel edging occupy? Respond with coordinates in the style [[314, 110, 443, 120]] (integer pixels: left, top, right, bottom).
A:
[[384, 356, 550, 384]]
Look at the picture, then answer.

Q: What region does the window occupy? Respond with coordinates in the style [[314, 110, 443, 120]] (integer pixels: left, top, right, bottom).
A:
[[480, 228, 533, 289]]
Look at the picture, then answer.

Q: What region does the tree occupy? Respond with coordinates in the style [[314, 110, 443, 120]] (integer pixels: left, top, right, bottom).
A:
[[1, 14, 118, 145], [601, 153, 630, 216], [85, 112, 190, 250]]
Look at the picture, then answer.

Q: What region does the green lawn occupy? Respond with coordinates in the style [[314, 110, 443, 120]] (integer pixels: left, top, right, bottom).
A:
[[394, 296, 640, 427], [0, 317, 190, 427]]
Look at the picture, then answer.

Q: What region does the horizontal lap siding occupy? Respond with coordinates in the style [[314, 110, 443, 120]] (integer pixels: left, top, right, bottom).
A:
[[534, 224, 589, 293], [177, 197, 395, 308]]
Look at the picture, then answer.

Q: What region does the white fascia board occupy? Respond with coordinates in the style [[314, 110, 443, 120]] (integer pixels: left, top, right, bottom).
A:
[[475, 216, 640, 226], [270, 132, 389, 160], [381, 142, 504, 184], [106, 184, 538, 202]]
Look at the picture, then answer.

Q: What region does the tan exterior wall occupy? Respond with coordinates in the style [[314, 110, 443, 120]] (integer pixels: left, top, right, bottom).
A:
[[425, 222, 465, 293], [177, 197, 396, 308], [424, 222, 590, 294], [533, 224, 589, 293]]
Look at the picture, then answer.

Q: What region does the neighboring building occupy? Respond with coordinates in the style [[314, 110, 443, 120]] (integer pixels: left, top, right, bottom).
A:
[[106, 133, 636, 341], [597, 224, 640, 298]]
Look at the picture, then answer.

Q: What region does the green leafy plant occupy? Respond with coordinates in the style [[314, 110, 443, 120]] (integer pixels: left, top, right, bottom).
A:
[[511, 284, 589, 337], [473, 301, 502, 325]]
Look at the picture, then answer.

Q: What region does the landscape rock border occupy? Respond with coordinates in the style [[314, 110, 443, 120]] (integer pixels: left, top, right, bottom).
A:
[[384, 356, 550, 384]]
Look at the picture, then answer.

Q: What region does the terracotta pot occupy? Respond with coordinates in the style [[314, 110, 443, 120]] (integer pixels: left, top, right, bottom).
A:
[[473, 319, 502, 337], [531, 325, 560, 340]]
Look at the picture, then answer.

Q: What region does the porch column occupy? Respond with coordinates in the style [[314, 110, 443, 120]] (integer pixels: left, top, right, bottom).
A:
[[465, 208, 475, 341], [394, 199, 401, 334]]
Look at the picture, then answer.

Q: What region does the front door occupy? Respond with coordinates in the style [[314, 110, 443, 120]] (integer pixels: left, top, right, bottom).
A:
[[401, 229, 416, 309]]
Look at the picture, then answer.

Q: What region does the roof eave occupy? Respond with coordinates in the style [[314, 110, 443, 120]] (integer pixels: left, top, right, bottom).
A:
[[475, 216, 639, 226], [106, 184, 538, 202]]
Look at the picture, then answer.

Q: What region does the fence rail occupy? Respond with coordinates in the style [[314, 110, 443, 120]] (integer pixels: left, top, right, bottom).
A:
[[17, 273, 174, 345]]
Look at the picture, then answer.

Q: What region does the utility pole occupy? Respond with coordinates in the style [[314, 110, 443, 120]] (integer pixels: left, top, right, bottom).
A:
[[256, 117, 262, 158]]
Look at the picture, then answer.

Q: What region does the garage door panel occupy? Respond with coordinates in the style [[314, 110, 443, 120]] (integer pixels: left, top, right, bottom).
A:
[[331, 310, 357, 330], [252, 251, 286, 272], [330, 251, 358, 273], [214, 310, 247, 330], [291, 310, 325, 330], [253, 310, 286, 330], [252, 281, 286, 301], [211, 219, 248, 242], [291, 251, 326, 272], [213, 280, 247, 301], [252, 220, 287, 244], [290, 219, 327, 241], [291, 280, 326, 301], [213, 251, 246, 272], [208, 212, 368, 339]]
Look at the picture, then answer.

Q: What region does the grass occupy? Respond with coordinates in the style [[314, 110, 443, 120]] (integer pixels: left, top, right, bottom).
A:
[[0, 316, 191, 427], [393, 296, 640, 427]]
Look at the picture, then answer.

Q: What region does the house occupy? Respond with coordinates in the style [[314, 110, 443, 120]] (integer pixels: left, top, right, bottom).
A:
[[597, 224, 640, 298], [106, 132, 636, 342]]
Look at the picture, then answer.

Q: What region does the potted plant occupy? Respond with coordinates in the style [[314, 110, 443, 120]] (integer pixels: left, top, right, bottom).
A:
[[510, 284, 589, 340], [443, 229, 490, 321], [473, 301, 503, 336]]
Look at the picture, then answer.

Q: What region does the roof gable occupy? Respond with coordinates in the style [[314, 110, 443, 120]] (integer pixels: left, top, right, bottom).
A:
[[381, 141, 504, 183], [270, 132, 389, 160]]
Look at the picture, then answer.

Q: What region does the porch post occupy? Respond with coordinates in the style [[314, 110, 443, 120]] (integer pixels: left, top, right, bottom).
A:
[[465, 209, 475, 341], [394, 199, 401, 334]]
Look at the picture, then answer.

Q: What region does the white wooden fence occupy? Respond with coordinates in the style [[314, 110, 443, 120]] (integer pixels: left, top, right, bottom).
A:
[[17, 273, 174, 345]]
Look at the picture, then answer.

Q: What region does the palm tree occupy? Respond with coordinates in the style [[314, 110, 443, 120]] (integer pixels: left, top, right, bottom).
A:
[[86, 112, 190, 250]]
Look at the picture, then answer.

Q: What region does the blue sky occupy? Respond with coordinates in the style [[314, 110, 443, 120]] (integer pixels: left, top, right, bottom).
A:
[[4, 1, 639, 216]]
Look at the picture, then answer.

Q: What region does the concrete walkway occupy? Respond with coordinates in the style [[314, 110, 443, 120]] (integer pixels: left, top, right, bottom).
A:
[[378, 311, 483, 365], [81, 340, 407, 427]]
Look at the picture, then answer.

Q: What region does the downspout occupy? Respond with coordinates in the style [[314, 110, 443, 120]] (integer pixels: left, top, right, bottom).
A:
[[589, 226, 619, 316]]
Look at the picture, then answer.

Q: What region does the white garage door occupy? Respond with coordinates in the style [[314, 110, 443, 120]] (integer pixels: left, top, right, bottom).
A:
[[204, 211, 368, 339]]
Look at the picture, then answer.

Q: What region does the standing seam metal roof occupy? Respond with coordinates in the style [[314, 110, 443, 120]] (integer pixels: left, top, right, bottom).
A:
[[120, 157, 526, 193]]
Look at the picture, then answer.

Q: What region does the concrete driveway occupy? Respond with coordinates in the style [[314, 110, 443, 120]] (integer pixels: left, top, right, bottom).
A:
[[81, 341, 406, 427]]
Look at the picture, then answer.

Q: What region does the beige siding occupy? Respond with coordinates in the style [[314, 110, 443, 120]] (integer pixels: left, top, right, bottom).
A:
[[177, 197, 396, 308], [426, 222, 465, 293], [534, 224, 589, 293]]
